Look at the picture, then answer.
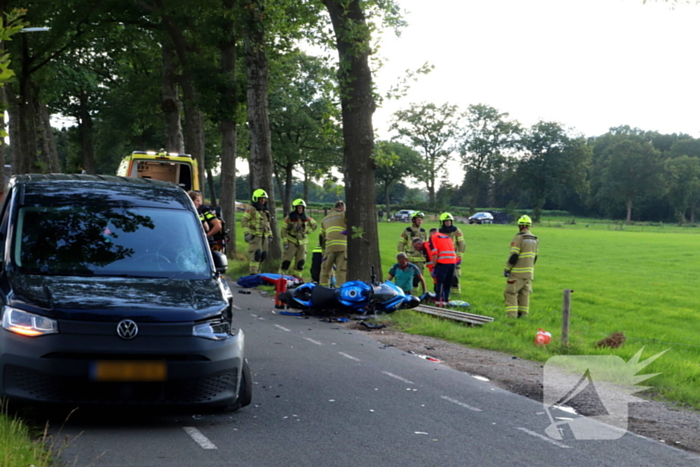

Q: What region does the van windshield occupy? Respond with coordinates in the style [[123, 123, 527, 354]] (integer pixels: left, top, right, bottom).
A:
[[14, 206, 210, 279]]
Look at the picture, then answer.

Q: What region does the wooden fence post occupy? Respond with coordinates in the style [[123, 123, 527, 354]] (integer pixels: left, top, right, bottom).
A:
[[562, 289, 574, 345]]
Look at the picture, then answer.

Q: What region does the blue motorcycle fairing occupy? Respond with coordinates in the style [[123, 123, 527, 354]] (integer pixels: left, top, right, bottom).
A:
[[372, 281, 405, 312], [291, 282, 316, 308], [336, 281, 372, 308]]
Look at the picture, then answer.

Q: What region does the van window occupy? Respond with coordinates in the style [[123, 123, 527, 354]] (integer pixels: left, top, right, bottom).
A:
[[14, 205, 210, 279]]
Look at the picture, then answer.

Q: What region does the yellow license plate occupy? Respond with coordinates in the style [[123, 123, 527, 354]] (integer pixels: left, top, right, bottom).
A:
[[92, 361, 167, 382]]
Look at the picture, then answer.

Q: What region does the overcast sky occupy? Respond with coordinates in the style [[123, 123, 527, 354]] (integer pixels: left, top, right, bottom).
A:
[[372, 0, 700, 175]]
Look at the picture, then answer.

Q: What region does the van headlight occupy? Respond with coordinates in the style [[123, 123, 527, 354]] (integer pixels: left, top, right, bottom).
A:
[[2, 307, 58, 337], [193, 317, 231, 341]]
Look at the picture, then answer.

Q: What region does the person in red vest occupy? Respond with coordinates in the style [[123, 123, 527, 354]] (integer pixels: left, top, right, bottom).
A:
[[430, 230, 458, 306]]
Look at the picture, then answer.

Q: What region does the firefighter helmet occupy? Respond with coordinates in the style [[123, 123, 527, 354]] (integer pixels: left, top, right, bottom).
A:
[[292, 198, 306, 208], [252, 189, 268, 202], [411, 211, 425, 219], [439, 212, 454, 222], [518, 215, 532, 226]]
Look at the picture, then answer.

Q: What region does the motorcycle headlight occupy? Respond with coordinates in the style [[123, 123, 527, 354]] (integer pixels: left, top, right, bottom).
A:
[[193, 317, 231, 341], [2, 307, 58, 337]]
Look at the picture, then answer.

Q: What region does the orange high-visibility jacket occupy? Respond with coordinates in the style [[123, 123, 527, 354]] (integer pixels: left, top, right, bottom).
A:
[[431, 234, 458, 264]]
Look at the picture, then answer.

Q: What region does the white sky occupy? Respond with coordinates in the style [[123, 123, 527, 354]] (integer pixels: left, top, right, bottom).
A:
[[372, 0, 700, 185]]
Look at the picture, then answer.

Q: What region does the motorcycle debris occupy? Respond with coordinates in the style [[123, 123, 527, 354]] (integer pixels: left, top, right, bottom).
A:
[[408, 350, 441, 363], [360, 322, 387, 330], [280, 311, 304, 316], [238, 289, 252, 294]]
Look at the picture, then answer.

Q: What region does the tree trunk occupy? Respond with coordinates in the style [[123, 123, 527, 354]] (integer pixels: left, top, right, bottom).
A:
[[77, 90, 95, 174], [323, 0, 381, 281], [384, 186, 390, 217], [690, 199, 697, 224], [158, 6, 206, 190], [218, 0, 238, 257], [16, 50, 40, 174], [626, 198, 633, 225], [181, 86, 206, 190], [284, 162, 293, 214], [38, 101, 61, 173], [206, 168, 217, 206], [244, 0, 281, 265], [161, 43, 184, 153], [6, 87, 19, 172], [303, 166, 310, 203]]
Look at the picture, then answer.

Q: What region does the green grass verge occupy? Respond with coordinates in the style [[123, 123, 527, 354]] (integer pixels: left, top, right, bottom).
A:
[[0, 404, 52, 467], [230, 218, 700, 409]]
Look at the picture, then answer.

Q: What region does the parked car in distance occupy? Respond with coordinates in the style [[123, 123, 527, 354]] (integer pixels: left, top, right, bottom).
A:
[[393, 210, 416, 222], [0, 174, 251, 411], [468, 212, 494, 224]]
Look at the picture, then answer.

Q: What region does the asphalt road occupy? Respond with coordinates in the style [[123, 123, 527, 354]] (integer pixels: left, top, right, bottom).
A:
[[49, 281, 700, 467]]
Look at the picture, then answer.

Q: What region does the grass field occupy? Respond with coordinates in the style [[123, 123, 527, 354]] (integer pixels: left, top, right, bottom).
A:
[[231, 218, 700, 409]]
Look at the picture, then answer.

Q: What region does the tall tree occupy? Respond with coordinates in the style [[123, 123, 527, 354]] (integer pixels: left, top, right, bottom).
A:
[[243, 0, 281, 264], [0, 7, 27, 175], [664, 155, 700, 224], [390, 102, 459, 206], [216, 0, 240, 257], [269, 52, 341, 213], [599, 139, 666, 224], [374, 140, 422, 215], [519, 121, 591, 222], [322, 0, 383, 280], [459, 103, 520, 213]]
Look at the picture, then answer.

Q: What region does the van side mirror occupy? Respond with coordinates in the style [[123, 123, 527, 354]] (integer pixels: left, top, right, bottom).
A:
[[212, 251, 228, 275]]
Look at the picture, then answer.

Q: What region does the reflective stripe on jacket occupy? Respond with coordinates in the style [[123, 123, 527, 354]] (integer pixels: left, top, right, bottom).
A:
[[242, 208, 272, 237], [505, 229, 538, 279], [431, 234, 457, 264], [282, 215, 318, 245], [320, 209, 346, 252]]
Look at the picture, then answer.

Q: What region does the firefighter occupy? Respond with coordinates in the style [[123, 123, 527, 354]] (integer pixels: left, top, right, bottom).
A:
[[280, 198, 317, 278], [241, 189, 273, 274], [504, 215, 538, 318], [430, 229, 458, 306], [412, 228, 438, 294], [438, 213, 465, 291], [319, 200, 347, 287], [398, 212, 428, 293]]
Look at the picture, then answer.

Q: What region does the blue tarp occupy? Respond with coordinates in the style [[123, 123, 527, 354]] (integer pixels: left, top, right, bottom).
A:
[[237, 273, 303, 289]]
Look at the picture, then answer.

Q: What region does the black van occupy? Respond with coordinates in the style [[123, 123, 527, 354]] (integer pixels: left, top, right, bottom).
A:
[[0, 175, 251, 410]]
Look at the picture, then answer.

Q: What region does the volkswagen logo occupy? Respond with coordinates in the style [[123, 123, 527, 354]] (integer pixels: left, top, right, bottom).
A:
[[116, 319, 139, 340]]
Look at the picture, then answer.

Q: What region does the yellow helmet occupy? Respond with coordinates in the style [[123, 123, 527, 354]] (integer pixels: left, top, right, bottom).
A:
[[518, 215, 532, 226], [252, 189, 268, 202], [292, 198, 306, 207], [439, 212, 454, 222], [412, 211, 425, 219]]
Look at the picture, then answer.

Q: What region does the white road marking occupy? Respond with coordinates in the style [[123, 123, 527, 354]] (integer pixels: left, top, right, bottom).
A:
[[232, 304, 242, 310], [382, 371, 414, 385], [338, 352, 361, 361], [183, 427, 217, 450], [274, 324, 291, 332], [440, 396, 482, 412], [303, 337, 323, 346], [515, 427, 571, 449]]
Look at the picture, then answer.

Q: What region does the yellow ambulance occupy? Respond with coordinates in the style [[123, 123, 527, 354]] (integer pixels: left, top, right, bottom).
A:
[[116, 150, 199, 191]]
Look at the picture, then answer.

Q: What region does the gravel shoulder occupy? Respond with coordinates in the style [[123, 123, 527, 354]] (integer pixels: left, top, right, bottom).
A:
[[349, 323, 700, 454]]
